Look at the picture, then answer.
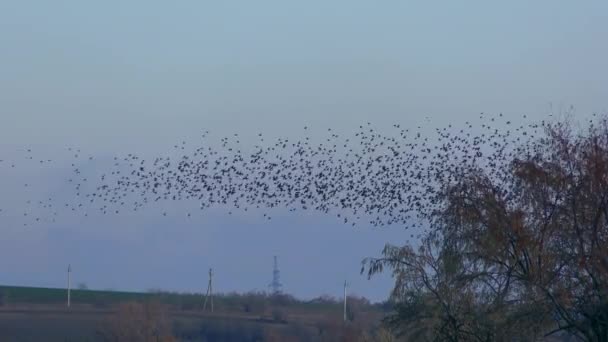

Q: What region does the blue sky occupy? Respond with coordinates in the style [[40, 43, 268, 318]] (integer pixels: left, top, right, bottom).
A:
[[0, 1, 607, 302]]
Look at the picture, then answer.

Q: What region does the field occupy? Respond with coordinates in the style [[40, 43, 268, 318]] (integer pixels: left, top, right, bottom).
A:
[[0, 285, 150, 306], [0, 285, 387, 341]]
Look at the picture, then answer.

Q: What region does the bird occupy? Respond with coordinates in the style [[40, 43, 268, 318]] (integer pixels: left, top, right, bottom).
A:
[[2, 111, 572, 238]]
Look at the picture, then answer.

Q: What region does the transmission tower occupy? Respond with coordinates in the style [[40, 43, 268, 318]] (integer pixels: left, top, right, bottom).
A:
[[269, 256, 282, 295], [203, 268, 214, 312]]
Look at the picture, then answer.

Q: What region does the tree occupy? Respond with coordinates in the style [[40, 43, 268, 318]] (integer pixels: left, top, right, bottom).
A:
[[365, 116, 608, 341], [364, 234, 542, 341], [508, 117, 608, 341]]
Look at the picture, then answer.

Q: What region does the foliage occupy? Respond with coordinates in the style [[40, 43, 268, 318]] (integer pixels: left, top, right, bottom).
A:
[[364, 116, 608, 341], [97, 300, 176, 342]]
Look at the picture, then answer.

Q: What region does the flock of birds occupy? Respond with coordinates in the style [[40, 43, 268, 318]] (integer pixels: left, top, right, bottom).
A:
[[0, 113, 565, 234]]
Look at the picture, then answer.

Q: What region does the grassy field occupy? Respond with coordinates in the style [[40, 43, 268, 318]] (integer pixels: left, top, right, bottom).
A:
[[0, 285, 150, 306], [0, 285, 387, 341]]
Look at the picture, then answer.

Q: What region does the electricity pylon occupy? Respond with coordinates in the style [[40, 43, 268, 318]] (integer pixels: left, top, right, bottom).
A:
[[203, 268, 214, 312]]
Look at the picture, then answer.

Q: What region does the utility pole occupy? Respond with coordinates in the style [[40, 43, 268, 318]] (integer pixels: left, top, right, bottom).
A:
[[203, 268, 214, 312], [67, 264, 71, 308], [343, 280, 348, 322]]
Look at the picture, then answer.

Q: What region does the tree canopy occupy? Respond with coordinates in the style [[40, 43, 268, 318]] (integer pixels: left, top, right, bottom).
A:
[[365, 116, 608, 341]]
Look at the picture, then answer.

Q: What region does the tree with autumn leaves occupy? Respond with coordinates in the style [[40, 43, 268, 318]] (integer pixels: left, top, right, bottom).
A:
[[365, 116, 608, 341]]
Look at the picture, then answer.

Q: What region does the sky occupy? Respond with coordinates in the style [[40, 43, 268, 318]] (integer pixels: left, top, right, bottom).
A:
[[0, 1, 607, 302]]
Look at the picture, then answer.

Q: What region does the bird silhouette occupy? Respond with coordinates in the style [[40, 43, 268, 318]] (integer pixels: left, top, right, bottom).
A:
[[2, 112, 574, 234]]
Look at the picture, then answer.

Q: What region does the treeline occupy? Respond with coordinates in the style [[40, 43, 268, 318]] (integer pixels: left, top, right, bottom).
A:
[[146, 290, 385, 315]]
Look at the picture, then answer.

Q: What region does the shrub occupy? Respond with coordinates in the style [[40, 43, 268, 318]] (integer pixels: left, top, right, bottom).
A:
[[97, 301, 176, 342]]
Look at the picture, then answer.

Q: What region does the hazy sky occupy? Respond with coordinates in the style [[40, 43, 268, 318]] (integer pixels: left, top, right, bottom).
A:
[[0, 1, 607, 302]]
